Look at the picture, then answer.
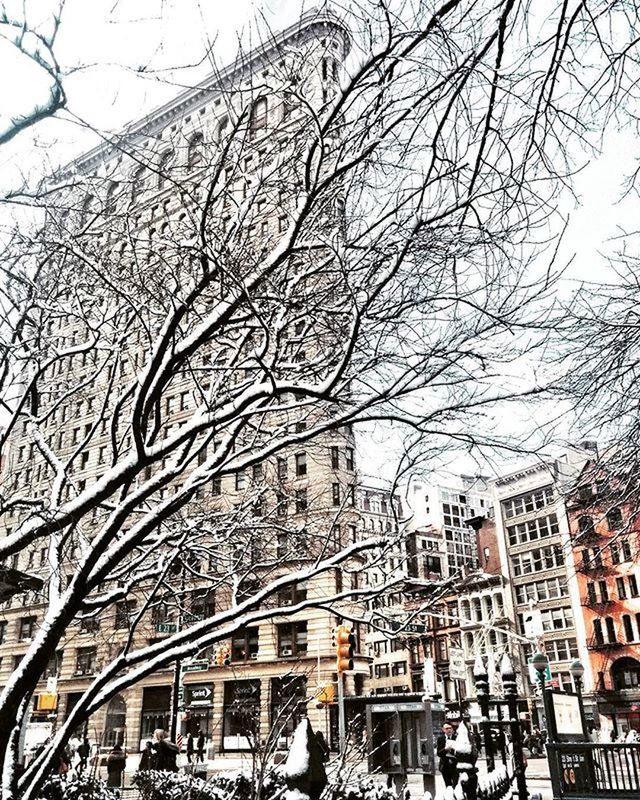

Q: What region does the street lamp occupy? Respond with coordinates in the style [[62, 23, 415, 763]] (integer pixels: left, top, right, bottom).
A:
[[532, 651, 557, 742], [569, 659, 589, 741]]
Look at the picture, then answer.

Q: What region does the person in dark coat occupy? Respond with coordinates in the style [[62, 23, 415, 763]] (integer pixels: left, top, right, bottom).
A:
[[106, 744, 126, 788], [186, 733, 194, 764], [315, 731, 330, 763], [153, 729, 179, 772], [77, 738, 90, 773], [138, 741, 154, 771], [436, 722, 458, 788], [196, 730, 206, 764]]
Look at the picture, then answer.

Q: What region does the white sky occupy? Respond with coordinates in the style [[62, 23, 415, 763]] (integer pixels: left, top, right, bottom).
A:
[[1, 0, 635, 484]]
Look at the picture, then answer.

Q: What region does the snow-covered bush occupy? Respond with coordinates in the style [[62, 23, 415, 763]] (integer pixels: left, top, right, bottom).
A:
[[39, 774, 118, 800], [329, 777, 398, 800], [132, 768, 286, 800]]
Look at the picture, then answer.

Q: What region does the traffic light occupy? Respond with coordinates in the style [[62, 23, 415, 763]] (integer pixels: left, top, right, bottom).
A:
[[223, 647, 231, 666], [335, 625, 355, 673]]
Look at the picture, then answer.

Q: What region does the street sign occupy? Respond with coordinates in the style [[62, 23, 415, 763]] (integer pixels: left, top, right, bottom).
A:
[[181, 660, 209, 673], [155, 623, 178, 634], [448, 647, 467, 681], [388, 620, 429, 635], [185, 683, 214, 706]]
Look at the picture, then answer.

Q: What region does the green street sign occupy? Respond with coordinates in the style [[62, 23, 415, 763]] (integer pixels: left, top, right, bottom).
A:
[[181, 660, 210, 673], [155, 623, 178, 634]]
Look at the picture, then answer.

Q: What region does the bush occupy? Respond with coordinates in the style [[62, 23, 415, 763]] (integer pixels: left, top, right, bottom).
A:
[[131, 768, 287, 800], [40, 774, 118, 800], [329, 777, 399, 800]]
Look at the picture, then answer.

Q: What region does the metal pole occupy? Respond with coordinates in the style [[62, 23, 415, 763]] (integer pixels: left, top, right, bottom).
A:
[[169, 564, 185, 741], [500, 654, 528, 800], [575, 678, 589, 742], [337, 672, 346, 753], [473, 655, 495, 772]]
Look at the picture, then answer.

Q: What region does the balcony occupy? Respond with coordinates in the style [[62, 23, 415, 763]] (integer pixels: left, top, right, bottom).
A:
[[588, 638, 624, 651]]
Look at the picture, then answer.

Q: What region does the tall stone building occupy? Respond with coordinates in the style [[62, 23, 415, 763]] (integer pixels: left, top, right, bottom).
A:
[[0, 8, 376, 759]]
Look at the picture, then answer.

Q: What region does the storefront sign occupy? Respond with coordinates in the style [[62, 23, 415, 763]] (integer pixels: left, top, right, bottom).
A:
[[448, 647, 466, 681], [185, 683, 214, 707]]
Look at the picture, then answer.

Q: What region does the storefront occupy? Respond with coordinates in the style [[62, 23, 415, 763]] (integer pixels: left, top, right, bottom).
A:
[[140, 686, 171, 745], [222, 679, 260, 751]]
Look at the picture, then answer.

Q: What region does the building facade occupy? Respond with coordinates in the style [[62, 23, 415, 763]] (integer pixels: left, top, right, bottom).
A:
[[0, 8, 380, 759]]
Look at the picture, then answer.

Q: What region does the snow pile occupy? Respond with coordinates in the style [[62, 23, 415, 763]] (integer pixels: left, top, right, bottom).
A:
[[39, 774, 117, 800], [132, 768, 286, 800]]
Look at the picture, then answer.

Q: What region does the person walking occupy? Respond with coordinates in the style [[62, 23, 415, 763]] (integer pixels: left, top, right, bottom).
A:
[[106, 744, 126, 788], [436, 722, 458, 788], [153, 729, 179, 772], [77, 738, 90, 773], [186, 733, 194, 764], [196, 730, 206, 764], [138, 741, 154, 771]]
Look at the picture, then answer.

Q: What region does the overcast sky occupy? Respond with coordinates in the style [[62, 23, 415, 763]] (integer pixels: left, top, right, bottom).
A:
[[1, 0, 635, 484]]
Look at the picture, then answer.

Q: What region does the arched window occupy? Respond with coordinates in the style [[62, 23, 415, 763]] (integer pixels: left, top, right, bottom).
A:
[[577, 515, 595, 538], [187, 133, 204, 169], [104, 694, 126, 747], [131, 165, 146, 201], [250, 98, 267, 139], [593, 618, 604, 645], [605, 616, 617, 643], [80, 194, 96, 225], [105, 182, 119, 215], [217, 117, 229, 142], [157, 150, 173, 188], [623, 614, 635, 642], [607, 507, 623, 530], [612, 657, 640, 690]]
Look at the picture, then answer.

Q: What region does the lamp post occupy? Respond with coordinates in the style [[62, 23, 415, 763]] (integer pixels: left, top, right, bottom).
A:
[[500, 654, 528, 800], [569, 659, 589, 741], [533, 651, 557, 743]]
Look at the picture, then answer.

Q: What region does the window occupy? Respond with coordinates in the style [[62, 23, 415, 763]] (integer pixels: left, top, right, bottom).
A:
[[623, 614, 635, 642], [630, 575, 639, 597], [502, 486, 554, 519], [250, 98, 267, 139], [611, 541, 620, 564], [278, 582, 307, 606], [577, 515, 595, 538], [235, 472, 246, 491], [106, 181, 119, 214], [131, 165, 146, 201], [295, 453, 307, 477], [157, 150, 173, 188], [217, 117, 229, 141], [607, 507, 623, 530], [187, 132, 204, 169], [276, 493, 288, 518], [617, 577, 627, 600], [295, 489, 307, 513], [330, 446, 339, 469], [593, 619, 604, 645], [346, 448, 354, 471], [332, 483, 341, 506], [19, 617, 37, 641], [212, 476, 222, 495], [598, 580, 609, 602], [231, 627, 259, 661], [622, 539, 632, 561], [277, 457, 288, 480], [0, 621, 6, 644], [278, 621, 307, 657], [42, 650, 63, 679], [115, 601, 135, 629], [605, 616, 617, 643], [506, 513, 559, 545], [191, 590, 215, 621], [75, 647, 97, 676]]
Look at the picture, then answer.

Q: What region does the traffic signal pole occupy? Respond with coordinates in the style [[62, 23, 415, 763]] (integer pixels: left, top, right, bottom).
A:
[[337, 670, 346, 753], [334, 625, 355, 754]]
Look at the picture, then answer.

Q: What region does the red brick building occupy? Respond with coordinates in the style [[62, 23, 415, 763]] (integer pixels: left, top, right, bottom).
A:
[[569, 463, 640, 737]]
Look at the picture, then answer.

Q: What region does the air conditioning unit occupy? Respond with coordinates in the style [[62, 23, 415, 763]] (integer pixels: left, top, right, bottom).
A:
[[281, 647, 293, 657], [281, 599, 292, 606], [250, 652, 259, 660]]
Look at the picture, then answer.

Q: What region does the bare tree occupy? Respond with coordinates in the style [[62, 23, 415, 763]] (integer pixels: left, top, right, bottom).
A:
[[0, 1, 67, 146], [0, 1, 638, 798]]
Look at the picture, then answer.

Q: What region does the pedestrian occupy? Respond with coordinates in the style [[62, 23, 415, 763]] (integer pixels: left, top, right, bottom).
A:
[[196, 730, 206, 764], [153, 729, 179, 772], [106, 744, 126, 788], [77, 738, 90, 773], [315, 730, 330, 763], [436, 722, 458, 788], [186, 733, 194, 764], [138, 741, 154, 771]]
